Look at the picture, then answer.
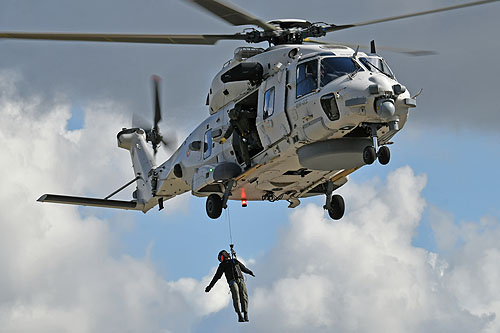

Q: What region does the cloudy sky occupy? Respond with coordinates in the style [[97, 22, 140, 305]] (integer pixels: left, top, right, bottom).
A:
[[1, 0, 500, 332]]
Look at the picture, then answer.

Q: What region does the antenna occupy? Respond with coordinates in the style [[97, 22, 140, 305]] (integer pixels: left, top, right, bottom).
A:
[[353, 45, 360, 58]]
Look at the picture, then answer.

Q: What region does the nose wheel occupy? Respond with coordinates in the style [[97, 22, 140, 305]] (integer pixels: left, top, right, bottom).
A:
[[377, 146, 391, 165], [363, 146, 377, 165], [364, 123, 391, 165]]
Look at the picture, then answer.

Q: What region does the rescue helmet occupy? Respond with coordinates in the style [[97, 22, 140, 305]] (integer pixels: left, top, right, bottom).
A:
[[218, 250, 230, 262]]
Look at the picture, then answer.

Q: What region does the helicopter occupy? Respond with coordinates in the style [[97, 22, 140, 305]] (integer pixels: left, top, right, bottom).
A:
[[2, 0, 496, 220]]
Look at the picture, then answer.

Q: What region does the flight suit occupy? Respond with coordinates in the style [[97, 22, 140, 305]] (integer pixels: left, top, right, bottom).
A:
[[205, 257, 254, 321]]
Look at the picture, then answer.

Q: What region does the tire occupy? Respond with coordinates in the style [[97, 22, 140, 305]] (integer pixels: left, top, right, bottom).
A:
[[327, 194, 345, 220], [206, 194, 223, 219], [377, 146, 391, 165], [363, 146, 377, 165]]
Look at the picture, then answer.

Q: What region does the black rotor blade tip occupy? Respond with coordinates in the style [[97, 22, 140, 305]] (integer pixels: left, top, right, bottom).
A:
[[152, 75, 162, 126]]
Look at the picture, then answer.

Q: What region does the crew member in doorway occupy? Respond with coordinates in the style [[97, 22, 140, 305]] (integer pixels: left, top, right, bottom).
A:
[[205, 250, 255, 322], [220, 106, 261, 170]]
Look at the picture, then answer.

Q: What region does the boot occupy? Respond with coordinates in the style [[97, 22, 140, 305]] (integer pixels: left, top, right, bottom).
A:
[[237, 312, 244, 322], [243, 312, 249, 322]]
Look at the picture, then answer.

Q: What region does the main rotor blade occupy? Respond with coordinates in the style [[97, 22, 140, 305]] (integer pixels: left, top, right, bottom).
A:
[[305, 38, 436, 56], [0, 32, 246, 45], [326, 0, 500, 32], [187, 0, 277, 31]]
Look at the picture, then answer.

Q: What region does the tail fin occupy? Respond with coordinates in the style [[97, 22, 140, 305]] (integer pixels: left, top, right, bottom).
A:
[[117, 128, 156, 205]]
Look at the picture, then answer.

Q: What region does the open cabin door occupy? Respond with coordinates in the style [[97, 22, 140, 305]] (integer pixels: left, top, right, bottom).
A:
[[256, 70, 291, 148]]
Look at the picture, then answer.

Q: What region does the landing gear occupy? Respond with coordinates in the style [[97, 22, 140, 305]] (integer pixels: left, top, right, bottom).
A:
[[377, 146, 390, 165], [324, 181, 345, 220], [364, 123, 391, 165], [206, 179, 234, 219], [206, 194, 223, 219], [327, 194, 345, 220], [363, 146, 377, 165]]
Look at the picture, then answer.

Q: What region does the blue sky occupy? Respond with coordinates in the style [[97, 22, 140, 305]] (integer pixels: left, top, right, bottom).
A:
[[1, 0, 500, 331]]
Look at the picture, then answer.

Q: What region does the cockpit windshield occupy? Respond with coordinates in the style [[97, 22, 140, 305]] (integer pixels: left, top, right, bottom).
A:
[[360, 57, 394, 79], [320, 57, 360, 86]]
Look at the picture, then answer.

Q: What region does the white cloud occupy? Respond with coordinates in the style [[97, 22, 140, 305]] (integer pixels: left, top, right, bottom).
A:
[[0, 72, 225, 332], [244, 167, 498, 333], [429, 210, 500, 333]]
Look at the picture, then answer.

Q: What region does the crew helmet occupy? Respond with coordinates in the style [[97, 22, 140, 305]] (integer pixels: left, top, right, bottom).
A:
[[218, 250, 230, 262], [228, 108, 239, 120]]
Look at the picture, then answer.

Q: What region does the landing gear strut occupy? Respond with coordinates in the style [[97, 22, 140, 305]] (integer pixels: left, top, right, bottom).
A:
[[323, 181, 345, 220], [365, 123, 391, 165]]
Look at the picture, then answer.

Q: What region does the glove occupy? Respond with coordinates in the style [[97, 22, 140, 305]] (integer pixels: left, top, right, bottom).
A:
[[220, 138, 226, 144], [205, 286, 211, 293]]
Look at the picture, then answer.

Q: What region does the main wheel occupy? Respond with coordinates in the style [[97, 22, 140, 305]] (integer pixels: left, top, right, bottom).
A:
[[206, 194, 223, 219], [377, 146, 391, 165], [363, 146, 377, 165], [327, 194, 345, 220]]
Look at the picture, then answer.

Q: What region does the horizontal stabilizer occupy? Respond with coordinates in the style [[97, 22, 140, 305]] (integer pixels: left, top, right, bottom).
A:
[[37, 194, 142, 210]]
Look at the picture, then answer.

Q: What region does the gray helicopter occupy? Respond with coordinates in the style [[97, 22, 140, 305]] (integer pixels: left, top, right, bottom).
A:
[[3, 0, 496, 219]]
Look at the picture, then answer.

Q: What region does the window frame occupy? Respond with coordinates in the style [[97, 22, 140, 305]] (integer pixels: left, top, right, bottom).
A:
[[296, 58, 319, 99], [359, 57, 395, 79], [319, 56, 361, 87]]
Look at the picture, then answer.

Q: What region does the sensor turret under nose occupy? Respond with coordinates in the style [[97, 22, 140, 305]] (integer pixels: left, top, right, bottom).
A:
[[375, 98, 395, 119]]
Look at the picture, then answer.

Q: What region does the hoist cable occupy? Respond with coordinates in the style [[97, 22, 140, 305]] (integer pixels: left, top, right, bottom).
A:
[[226, 205, 233, 247], [225, 205, 246, 282]]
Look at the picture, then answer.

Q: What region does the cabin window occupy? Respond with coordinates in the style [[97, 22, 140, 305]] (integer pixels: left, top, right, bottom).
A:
[[320, 57, 360, 86], [360, 57, 394, 79], [296, 59, 318, 98], [203, 129, 212, 159], [263, 87, 275, 119]]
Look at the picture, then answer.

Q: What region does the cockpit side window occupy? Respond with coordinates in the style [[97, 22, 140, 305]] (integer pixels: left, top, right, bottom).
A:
[[296, 59, 318, 99], [360, 57, 395, 79], [263, 87, 275, 119], [320, 57, 360, 86]]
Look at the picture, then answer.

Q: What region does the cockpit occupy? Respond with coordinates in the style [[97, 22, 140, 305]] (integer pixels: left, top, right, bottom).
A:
[[296, 56, 361, 98], [296, 55, 396, 99]]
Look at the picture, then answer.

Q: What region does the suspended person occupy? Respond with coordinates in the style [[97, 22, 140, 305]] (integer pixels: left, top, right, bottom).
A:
[[205, 249, 255, 322]]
